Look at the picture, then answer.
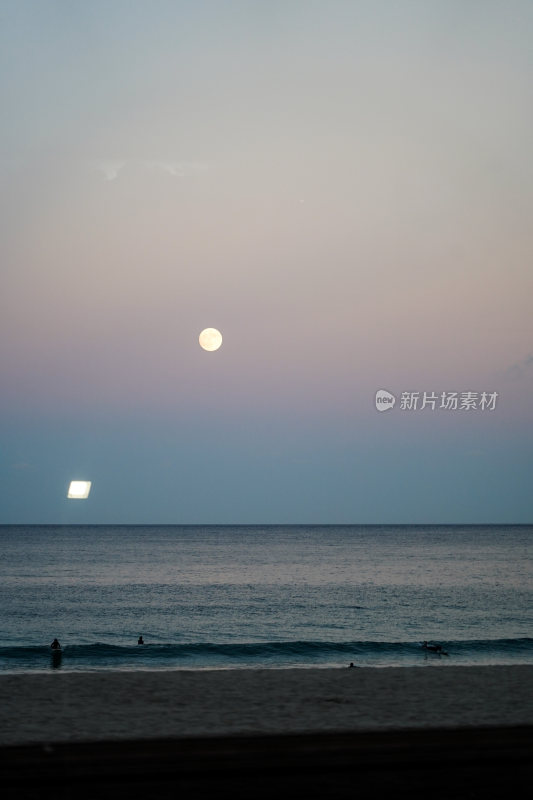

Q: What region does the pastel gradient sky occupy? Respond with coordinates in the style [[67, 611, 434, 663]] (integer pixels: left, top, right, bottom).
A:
[[1, 0, 532, 523]]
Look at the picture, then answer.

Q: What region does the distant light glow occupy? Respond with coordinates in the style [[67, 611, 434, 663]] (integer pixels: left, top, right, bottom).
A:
[[67, 480, 92, 499], [199, 328, 222, 351]]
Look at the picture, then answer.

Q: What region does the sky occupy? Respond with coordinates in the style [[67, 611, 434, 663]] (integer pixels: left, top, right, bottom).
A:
[[1, 0, 532, 524]]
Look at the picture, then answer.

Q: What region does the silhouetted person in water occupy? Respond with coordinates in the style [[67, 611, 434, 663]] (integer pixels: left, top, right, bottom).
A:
[[50, 638, 61, 650], [138, 635, 144, 645], [422, 641, 447, 655]]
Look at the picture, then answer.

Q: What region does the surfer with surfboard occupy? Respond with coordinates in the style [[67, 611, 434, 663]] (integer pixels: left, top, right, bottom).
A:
[[422, 641, 448, 656]]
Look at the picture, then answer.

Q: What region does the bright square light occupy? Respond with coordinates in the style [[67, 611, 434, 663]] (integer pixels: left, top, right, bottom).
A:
[[67, 480, 92, 499]]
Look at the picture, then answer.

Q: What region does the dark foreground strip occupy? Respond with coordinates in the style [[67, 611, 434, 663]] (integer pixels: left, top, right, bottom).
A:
[[2, 726, 532, 800]]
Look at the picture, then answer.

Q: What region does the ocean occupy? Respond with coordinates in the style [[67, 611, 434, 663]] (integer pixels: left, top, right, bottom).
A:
[[0, 525, 531, 672]]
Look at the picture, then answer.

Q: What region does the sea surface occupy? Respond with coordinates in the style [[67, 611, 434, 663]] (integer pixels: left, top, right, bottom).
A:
[[0, 525, 531, 672]]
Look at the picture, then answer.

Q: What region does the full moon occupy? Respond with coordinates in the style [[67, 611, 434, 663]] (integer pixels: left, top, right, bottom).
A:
[[199, 328, 222, 351]]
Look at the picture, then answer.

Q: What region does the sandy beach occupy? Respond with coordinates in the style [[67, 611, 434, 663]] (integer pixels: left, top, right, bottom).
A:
[[1, 664, 532, 745], [2, 666, 532, 798]]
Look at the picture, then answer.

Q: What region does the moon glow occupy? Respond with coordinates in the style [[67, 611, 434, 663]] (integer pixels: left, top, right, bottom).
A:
[[199, 328, 222, 351], [67, 480, 92, 499]]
